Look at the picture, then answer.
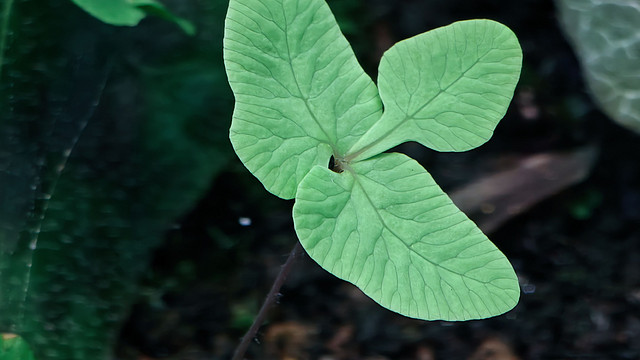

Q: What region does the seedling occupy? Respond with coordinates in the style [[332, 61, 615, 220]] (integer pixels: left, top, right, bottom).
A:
[[224, 0, 522, 323]]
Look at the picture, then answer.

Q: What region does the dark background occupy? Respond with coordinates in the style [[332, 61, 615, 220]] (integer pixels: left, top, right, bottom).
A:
[[2, 0, 639, 359], [117, 0, 640, 359]]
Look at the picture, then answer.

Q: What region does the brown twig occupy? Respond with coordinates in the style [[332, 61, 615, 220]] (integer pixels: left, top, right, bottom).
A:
[[231, 241, 303, 360]]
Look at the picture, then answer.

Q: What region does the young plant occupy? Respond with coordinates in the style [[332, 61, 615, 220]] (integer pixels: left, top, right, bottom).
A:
[[224, 0, 522, 321]]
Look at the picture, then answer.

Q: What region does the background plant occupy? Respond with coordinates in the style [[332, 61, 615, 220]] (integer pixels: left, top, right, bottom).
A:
[[556, 0, 640, 134], [0, 0, 230, 358], [70, 0, 195, 34]]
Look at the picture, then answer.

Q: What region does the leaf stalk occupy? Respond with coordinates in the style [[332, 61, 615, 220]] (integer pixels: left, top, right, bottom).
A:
[[231, 241, 303, 360]]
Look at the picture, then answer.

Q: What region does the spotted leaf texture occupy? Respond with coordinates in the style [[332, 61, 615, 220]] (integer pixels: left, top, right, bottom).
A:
[[224, 0, 522, 320]]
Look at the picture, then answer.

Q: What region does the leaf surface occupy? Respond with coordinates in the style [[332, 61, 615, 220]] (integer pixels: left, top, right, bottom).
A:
[[294, 153, 519, 320], [349, 20, 522, 160], [225, 0, 382, 199]]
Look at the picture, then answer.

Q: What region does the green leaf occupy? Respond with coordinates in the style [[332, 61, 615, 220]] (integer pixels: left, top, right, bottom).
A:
[[225, 0, 382, 199], [294, 153, 519, 320], [0, 334, 35, 360], [70, 0, 147, 26], [71, 0, 195, 35], [349, 20, 522, 160], [1, 0, 229, 357], [556, 0, 640, 133], [224, 0, 522, 320]]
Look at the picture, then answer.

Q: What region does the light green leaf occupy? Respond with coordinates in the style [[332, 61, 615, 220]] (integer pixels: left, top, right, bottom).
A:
[[71, 0, 195, 35], [348, 20, 522, 160], [224, 0, 522, 320], [556, 0, 640, 133], [294, 153, 519, 320], [225, 0, 382, 199]]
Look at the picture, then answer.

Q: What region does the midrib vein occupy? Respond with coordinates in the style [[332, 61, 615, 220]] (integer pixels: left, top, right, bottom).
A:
[[348, 167, 486, 283], [281, 4, 337, 153], [346, 54, 488, 161]]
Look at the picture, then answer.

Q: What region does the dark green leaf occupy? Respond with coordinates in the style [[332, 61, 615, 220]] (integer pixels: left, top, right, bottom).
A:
[[1, 0, 229, 358]]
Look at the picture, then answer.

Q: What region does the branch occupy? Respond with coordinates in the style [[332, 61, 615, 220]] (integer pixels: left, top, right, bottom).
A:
[[231, 241, 303, 360]]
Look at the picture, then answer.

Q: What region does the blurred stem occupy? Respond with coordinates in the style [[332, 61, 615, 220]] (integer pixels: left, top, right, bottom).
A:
[[231, 241, 303, 360], [0, 0, 13, 81]]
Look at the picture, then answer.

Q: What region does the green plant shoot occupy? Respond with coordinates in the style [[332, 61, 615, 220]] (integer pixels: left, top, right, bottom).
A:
[[224, 0, 522, 321]]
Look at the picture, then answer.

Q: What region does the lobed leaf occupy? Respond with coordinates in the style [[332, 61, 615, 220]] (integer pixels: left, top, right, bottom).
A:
[[225, 0, 382, 199], [294, 153, 519, 320], [349, 20, 522, 160]]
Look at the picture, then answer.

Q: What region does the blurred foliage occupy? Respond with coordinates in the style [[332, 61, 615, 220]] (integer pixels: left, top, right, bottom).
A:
[[556, 0, 640, 134], [70, 0, 195, 35], [0, 334, 34, 360], [0, 0, 231, 358], [567, 188, 603, 220]]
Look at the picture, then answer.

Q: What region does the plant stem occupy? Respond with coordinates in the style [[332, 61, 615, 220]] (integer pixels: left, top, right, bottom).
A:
[[231, 241, 303, 360]]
